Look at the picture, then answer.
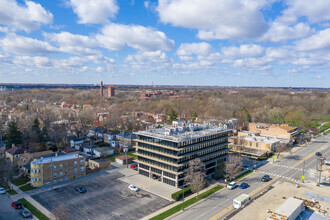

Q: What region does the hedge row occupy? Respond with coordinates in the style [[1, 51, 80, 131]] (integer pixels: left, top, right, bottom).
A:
[[171, 185, 192, 201]]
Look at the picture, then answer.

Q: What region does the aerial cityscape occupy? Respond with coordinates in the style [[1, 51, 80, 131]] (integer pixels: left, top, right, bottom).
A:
[[0, 1, 329, 220]]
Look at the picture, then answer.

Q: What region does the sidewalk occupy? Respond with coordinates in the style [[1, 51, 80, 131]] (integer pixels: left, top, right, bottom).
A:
[[141, 182, 225, 220], [9, 182, 54, 219]]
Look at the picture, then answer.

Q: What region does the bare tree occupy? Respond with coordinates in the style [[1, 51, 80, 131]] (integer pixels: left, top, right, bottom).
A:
[[275, 143, 289, 158], [52, 203, 70, 220], [0, 158, 16, 187], [184, 158, 206, 199], [226, 155, 243, 181]]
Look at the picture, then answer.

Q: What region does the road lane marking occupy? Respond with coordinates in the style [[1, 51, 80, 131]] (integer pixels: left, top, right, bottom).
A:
[[291, 143, 327, 168]]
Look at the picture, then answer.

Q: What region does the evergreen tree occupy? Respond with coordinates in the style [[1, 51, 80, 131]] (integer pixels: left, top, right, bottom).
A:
[[32, 118, 40, 134], [37, 126, 49, 146], [5, 121, 22, 149], [192, 112, 198, 122], [169, 109, 178, 122]]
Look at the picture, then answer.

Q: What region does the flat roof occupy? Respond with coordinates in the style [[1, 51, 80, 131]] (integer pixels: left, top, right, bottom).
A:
[[241, 135, 280, 144], [32, 154, 83, 164], [135, 124, 230, 143], [274, 197, 303, 217]]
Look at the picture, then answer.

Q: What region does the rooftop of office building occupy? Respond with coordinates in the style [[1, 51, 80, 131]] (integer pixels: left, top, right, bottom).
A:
[[135, 121, 231, 143]]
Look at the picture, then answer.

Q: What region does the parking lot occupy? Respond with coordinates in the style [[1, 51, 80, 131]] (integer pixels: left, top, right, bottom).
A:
[[31, 170, 171, 220]]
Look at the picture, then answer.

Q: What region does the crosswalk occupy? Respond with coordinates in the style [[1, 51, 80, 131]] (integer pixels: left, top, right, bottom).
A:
[[270, 163, 305, 172], [259, 171, 302, 183]]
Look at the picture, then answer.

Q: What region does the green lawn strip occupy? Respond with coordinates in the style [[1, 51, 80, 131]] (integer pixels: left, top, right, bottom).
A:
[[19, 185, 35, 192], [7, 189, 18, 195], [11, 177, 30, 186], [150, 185, 224, 220], [18, 198, 49, 220], [318, 122, 330, 132], [234, 170, 254, 181], [105, 150, 137, 162]]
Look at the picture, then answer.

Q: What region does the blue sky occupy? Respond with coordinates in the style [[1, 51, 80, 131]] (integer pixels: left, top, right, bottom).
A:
[[0, 0, 329, 87]]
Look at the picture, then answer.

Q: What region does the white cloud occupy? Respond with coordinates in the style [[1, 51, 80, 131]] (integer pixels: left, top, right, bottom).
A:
[[295, 28, 330, 51], [0, 0, 53, 31], [96, 23, 175, 51], [278, 0, 330, 24], [96, 67, 104, 72], [157, 0, 269, 40], [126, 50, 170, 64], [261, 22, 313, 43], [13, 56, 52, 67], [222, 44, 265, 58], [43, 32, 100, 55], [0, 34, 57, 55], [176, 42, 213, 60], [69, 0, 118, 24]]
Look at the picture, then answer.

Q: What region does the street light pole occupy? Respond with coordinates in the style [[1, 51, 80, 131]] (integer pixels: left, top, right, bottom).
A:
[[182, 185, 185, 211]]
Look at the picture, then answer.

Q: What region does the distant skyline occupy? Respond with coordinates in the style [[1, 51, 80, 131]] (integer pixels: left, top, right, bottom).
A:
[[0, 0, 329, 87]]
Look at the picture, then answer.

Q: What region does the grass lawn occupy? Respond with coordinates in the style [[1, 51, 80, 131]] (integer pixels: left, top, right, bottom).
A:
[[150, 185, 224, 220], [318, 122, 330, 132], [105, 150, 137, 162], [11, 177, 30, 186], [19, 185, 35, 192], [18, 198, 49, 220], [7, 189, 18, 195]]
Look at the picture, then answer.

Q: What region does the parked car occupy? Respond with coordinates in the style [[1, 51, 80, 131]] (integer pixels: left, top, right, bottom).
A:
[[0, 187, 6, 194], [74, 185, 87, 193], [261, 175, 271, 182], [227, 182, 237, 190], [239, 183, 249, 189], [128, 184, 140, 192], [19, 209, 31, 218], [11, 201, 23, 209], [130, 163, 138, 169], [325, 160, 330, 166]]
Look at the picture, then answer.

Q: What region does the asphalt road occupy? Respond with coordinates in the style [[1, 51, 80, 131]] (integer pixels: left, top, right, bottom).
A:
[[0, 194, 26, 220], [170, 134, 329, 220]]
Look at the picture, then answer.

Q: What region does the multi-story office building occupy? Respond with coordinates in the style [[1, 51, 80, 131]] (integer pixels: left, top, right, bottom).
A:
[[30, 154, 86, 187], [134, 121, 230, 187]]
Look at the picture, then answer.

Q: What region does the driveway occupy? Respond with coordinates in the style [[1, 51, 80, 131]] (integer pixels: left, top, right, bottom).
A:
[[31, 170, 171, 220]]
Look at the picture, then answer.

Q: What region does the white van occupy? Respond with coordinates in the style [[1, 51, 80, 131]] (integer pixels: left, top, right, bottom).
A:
[[233, 194, 251, 209]]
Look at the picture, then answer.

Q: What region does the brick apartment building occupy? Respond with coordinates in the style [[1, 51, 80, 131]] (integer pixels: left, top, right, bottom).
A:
[[30, 154, 86, 187]]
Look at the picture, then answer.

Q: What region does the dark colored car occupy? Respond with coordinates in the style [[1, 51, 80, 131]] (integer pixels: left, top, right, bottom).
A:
[[239, 183, 249, 189], [19, 209, 31, 218], [315, 152, 322, 157], [74, 185, 87, 193], [11, 201, 23, 209], [261, 175, 271, 182]]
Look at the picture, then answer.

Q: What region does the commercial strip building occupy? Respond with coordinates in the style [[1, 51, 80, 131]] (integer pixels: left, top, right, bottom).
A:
[[30, 154, 86, 187], [134, 121, 230, 188], [248, 122, 300, 143], [229, 129, 293, 158]]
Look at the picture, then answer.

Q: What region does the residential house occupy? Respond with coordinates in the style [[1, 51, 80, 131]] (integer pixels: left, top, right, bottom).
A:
[[30, 154, 86, 187], [117, 132, 137, 149], [5, 146, 26, 166], [93, 147, 114, 157], [83, 145, 98, 154], [88, 158, 111, 170], [115, 155, 134, 165], [104, 130, 120, 147], [61, 148, 79, 154], [17, 150, 54, 174], [87, 126, 106, 138]]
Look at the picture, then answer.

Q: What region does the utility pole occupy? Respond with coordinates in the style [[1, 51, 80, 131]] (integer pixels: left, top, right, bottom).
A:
[[123, 140, 129, 168], [50, 158, 53, 190]]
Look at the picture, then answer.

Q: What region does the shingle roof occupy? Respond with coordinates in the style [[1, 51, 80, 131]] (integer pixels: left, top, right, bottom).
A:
[[6, 146, 25, 155]]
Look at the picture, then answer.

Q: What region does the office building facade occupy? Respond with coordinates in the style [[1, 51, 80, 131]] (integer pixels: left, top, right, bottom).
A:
[[134, 122, 230, 187]]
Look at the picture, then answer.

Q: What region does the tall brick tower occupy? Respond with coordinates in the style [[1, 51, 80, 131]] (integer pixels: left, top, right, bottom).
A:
[[107, 85, 115, 98], [100, 81, 103, 99]]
